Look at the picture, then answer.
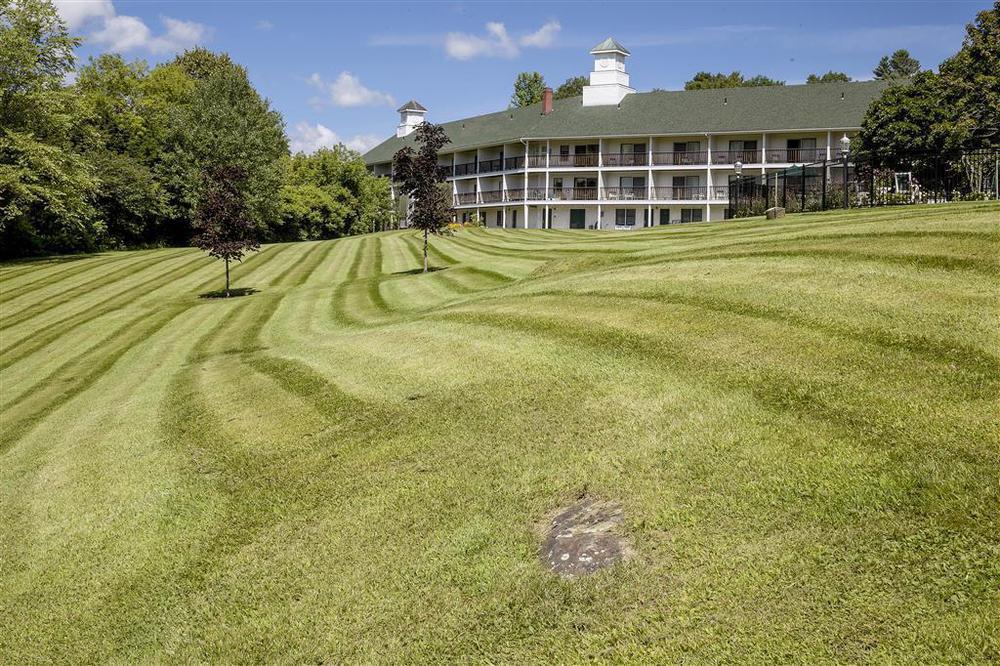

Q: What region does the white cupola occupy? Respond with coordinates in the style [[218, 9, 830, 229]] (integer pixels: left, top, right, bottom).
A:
[[582, 38, 635, 107], [396, 99, 427, 137]]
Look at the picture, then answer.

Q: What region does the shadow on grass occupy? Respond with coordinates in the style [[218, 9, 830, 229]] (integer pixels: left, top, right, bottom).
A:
[[392, 266, 447, 276], [199, 287, 260, 299]]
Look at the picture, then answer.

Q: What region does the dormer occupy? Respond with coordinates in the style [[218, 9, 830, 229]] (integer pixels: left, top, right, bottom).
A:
[[396, 100, 427, 137], [582, 38, 635, 107]]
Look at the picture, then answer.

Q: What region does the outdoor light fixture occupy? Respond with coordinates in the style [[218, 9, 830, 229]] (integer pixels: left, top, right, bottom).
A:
[[734, 161, 743, 176], [840, 135, 851, 157]]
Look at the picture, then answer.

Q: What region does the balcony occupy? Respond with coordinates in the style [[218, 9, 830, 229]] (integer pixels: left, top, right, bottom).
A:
[[651, 151, 708, 166], [504, 156, 525, 170], [712, 150, 762, 165], [603, 187, 649, 201], [526, 154, 547, 168], [478, 158, 503, 174], [454, 161, 477, 176], [603, 153, 649, 167], [548, 153, 599, 168], [451, 185, 730, 206], [766, 148, 826, 163], [651, 186, 730, 201], [549, 187, 599, 201]]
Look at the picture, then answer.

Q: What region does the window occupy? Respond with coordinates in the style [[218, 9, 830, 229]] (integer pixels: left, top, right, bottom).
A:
[[786, 138, 817, 162], [511, 209, 517, 228], [615, 209, 636, 226], [680, 208, 703, 223], [644, 208, 650, 227], [560, 145, 570, 157], [659, 209, 670, 225], [729, 140, 758, 163], [672, 175, 699, 200], [496, 211, 502, 227], [673, 141, 700, 165]]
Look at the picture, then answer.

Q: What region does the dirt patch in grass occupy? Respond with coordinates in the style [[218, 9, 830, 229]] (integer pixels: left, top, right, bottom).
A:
[[539, 496, 633, 578]]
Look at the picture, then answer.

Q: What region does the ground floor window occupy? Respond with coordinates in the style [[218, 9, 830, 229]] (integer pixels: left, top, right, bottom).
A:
[[511, 209, 518, 228], [615, 209, 636, 226], [681, 208, 703, 223], [496, 211, 502, 227], [659, 209, 670, 225]]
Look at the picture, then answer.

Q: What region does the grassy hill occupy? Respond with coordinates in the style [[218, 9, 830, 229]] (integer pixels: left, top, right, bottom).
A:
[[2, 202, 998, 662]]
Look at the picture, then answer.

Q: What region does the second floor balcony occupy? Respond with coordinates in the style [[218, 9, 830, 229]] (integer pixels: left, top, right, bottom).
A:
[[453, 185, 731, 205]]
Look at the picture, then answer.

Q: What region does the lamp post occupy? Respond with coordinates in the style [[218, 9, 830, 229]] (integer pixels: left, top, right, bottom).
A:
[[734, 160, 742, 217], [840, 135, 851, 209]]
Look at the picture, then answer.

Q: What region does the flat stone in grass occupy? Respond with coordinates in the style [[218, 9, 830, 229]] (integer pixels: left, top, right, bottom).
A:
[[540, 497, 633, 577]]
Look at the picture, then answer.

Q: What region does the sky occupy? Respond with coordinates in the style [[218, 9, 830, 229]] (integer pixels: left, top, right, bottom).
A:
[[55, 0, 989, 154]]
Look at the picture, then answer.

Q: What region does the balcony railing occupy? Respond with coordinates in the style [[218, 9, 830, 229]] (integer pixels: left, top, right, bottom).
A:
[[504, 156, 525, 170], [548, 153, 599, 168], [450, 187, 730, 205], [603, 153, 649, 167], [454, 161, 477, 176], [478, 158, 503, 174], [712, 150, 762, 165], [526, 154, 547, 168], [766, 148, 826, 163], [603, 187, 649, 200], [549, 187, 599, 200], [651, 151, 709, 166], [650, 186, 730, 200]]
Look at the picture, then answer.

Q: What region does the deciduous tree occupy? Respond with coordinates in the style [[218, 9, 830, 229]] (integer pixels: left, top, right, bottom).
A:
[[684, 71, 784, 90], [807, 71, 851, 84], [193, 165, 259, 297], [392, 122, 453, 273], [554, 76, 587, 99], [511, 71, 546, 107]]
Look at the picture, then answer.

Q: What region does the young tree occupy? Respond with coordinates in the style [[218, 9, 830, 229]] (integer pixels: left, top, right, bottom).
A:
[[392, 122, 453, 273], [193, 165, 259, 297], [807, 71, 852, 84], [873, 49, 921, 80], [511, 71, 546, 107], [554, 76, 587, 99]]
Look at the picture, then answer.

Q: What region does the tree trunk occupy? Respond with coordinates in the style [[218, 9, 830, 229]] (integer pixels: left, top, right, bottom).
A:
[[225, 257, 230, 297], [423, 229, 429, 273]]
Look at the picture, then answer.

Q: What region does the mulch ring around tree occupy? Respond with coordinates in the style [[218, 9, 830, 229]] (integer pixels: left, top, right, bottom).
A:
[[538, 496, 634, 578], [199, 287, 259, 299]]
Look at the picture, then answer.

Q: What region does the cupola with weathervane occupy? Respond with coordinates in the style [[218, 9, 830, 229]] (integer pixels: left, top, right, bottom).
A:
[[396, 99, 427, 137], [582, 38, 635, 107]]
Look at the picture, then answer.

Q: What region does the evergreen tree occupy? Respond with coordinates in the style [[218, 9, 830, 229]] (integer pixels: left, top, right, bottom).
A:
[[873, 49, 921, 80], [807, 71, 852, 84]]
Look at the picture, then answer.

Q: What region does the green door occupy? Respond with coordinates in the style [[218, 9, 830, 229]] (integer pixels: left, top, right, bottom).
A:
[[570, 209, 586, 229]]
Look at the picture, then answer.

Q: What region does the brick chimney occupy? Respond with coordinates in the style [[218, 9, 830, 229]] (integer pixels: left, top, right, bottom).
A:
[[542, 87, 553, 115]]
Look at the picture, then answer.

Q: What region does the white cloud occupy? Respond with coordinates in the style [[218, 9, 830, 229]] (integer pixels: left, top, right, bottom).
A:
[[54, 1, 209, 55], [53, 0, 114, 29], [308, 72, 395, 108], [289, 122, 382, 154], [381, 20, 561, 60], [519, 21, 560, 48], [256, 20, 274, 31]]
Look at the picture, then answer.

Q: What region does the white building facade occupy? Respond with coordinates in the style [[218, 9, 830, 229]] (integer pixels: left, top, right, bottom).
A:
[[365, 39, 889, 228]]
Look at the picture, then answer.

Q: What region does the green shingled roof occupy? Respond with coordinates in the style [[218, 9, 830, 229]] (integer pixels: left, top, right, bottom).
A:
[[363, 80, 890, 165], [591, 37, 630, 55]]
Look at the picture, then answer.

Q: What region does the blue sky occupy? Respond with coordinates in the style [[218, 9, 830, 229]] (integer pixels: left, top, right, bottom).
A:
[[56, 1, 988, 154]]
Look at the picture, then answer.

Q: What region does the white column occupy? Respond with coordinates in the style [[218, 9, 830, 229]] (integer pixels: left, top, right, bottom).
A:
[[523, 141, 531, 229], [826, 131, 832, 160], [647, 135, 654, 205], [761, 132, 768, 175], [597, 138, 603, 229], [705, 134, 712, 210]]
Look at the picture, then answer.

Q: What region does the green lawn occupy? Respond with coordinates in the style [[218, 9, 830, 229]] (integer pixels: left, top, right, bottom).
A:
[[2, 202, 999, 662]]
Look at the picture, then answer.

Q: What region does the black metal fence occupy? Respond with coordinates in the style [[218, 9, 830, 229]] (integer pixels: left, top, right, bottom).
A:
[[729, 148, 1000, 218]]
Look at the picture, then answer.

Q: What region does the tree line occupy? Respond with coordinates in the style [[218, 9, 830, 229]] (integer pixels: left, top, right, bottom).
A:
[[1, 0, 393, 259], [508, 47, 927, 106]]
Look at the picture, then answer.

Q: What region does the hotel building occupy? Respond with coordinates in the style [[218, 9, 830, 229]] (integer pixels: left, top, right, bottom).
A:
[[363, 38, 889, 228]]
